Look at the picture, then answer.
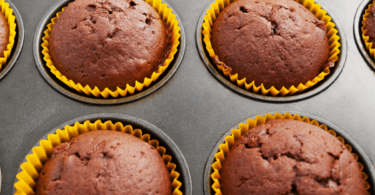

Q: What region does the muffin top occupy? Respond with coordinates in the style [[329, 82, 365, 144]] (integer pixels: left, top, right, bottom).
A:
[[36, 130, 171, 195], [211, 0, 331, 89], [220, 119, 365, 195], [49, 0, 170, 91], [0, 11, 9, 58], [364, 4, 375, 41]]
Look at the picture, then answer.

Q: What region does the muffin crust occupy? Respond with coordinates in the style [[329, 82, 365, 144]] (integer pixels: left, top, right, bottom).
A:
[[211, 0, 331, 89], [36, 130, 171, 195], [364, 4, 375, 44], [50, 0, 170, 91], [220, 119, 365, 195], [0, 11, 9, 58]]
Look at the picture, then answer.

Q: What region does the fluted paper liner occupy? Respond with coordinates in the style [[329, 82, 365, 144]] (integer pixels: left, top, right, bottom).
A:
[[202, 0, 341, 96], [14, 120, 183, 195], [211, 112, 370, 195], [42, 0, 181, 98], [0, 0, 16, 71], [362, 0, 375, 59]]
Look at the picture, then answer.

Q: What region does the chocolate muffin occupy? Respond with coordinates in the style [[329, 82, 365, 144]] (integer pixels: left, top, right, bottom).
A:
[[211, 0, 332, 89], [36, 130, 171, 194], [49, 0, 170, 91], [220, 119, 365, 195], [0, 11, 9, 58], [364, 4, 375, 44]]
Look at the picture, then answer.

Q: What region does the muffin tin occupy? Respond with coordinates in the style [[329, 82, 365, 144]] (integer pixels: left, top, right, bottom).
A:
[[203, 112, 375, 195], [1, 0, 375, 194], [0, 0, 23, 81], [34, 0, 186, 105]]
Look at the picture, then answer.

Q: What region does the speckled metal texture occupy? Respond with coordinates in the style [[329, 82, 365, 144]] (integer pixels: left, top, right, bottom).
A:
[[0, 0, 375, 195], [203, 112, 375, 195]]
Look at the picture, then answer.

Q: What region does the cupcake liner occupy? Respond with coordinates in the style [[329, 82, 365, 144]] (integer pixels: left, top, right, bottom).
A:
[[361, 0, 375, 58], [210, 112, 371, 195], [0, 0, 16, 71], [202, 0, 341, 96], [13, 119, 183, 195], [41, 0, 181, 98]]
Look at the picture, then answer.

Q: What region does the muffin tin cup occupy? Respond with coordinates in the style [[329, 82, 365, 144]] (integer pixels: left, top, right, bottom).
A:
[[0, 0, 24, 81], [196, 0, 347, 103], [203, 112, 375, 195], [354, 0, 375, 70], [33, 0, 186, 105], [12, 113, 192, 195]]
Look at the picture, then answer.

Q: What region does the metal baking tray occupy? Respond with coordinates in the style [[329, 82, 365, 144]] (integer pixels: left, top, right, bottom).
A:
[[1, 0, 375, 194]]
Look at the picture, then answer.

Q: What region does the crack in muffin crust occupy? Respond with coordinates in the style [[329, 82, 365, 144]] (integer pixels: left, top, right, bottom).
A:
[[220, 119, 365, 195], [211, 0, 332, 89], [36, 130, 171, 194], [50, 0, 171, 91]]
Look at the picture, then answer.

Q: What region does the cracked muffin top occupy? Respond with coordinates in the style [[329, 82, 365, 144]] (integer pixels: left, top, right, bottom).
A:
[[35, 130, 171, 195], [364, 4, 375, 43], [220, 119, 365, 195], [211, 0, 332, 89], [49, 0, 170, 91]]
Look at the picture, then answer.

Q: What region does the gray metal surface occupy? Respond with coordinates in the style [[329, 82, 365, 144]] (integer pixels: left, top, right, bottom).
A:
[[0, 0, 375, 194], [203, 112, 375, 195], [12, 113, 192, 194], [34, 0, 185, 105]]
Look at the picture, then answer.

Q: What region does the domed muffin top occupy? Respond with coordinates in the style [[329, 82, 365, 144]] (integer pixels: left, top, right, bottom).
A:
[[36, 130, 171, 195], [220, 119, 365, 195], [211, 0, 331, 89], [50, 0, 170, 91]]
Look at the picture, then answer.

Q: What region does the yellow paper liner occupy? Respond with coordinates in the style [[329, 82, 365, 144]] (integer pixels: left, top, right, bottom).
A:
[[362, 0, 375, 59], [42, 0, 181, 98], [202, 0, 341, 96], [211, 112, 371, 195], [13, 120, 183, 195], [0, 0, 16, 71]]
